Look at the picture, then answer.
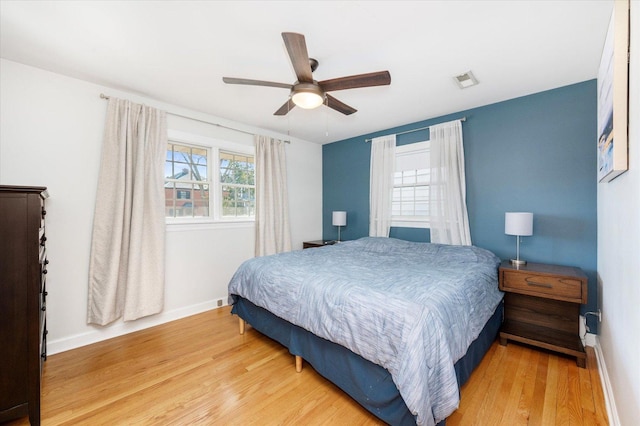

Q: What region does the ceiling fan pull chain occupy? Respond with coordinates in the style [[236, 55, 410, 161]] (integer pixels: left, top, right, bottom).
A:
[[325, 98, 329, 138], [287, 98, 291, 138]]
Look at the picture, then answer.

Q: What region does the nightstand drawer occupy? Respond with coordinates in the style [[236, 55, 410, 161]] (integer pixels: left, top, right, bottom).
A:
[[501, 270, 583, 300]]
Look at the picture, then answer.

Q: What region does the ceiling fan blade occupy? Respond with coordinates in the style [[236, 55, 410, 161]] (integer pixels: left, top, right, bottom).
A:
[[282, 32, 313, 83], [274, 98, 296, 116], [326, 94, 357, 115], [223, 77, 292, 89], [319, 71, 391, 92]]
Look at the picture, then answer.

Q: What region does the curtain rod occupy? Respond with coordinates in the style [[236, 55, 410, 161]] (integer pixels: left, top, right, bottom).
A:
[[99, 93, 290, 143], [364, 117, 466, 143]]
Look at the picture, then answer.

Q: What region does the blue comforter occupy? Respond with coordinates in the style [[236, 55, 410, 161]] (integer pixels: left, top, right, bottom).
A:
[[228, 237, 503, 425]]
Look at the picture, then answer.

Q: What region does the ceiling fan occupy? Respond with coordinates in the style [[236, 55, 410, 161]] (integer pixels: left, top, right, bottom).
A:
[[222, 32, 391, 116]]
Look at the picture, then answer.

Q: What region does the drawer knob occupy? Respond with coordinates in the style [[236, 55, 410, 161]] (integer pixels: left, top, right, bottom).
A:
[[44, 291, 48, 297], [41, 306, 46, 311], [45, 259, 49, 265], [43, 269, 48, 274]]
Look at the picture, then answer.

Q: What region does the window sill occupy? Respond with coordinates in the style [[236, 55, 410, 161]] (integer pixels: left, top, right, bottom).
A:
[[166, 218, 255, 232]]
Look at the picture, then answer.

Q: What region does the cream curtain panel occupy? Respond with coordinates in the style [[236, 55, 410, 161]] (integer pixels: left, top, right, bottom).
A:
[[369, 134, 396, 237], [87, 98, 167, 325], [254, 135, 292, 256], [428, 119, 472, 246]]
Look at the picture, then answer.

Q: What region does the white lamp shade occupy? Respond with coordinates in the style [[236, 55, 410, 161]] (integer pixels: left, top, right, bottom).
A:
[[505, 212, 533, 236], [332, 211, 347, 227]]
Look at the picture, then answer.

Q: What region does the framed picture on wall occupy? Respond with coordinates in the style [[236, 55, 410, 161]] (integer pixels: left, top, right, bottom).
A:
[[597, 0, 630, 183]]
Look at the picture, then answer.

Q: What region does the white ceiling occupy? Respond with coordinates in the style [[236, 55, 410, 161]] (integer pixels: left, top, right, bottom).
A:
[[0, 1, 613, 144]]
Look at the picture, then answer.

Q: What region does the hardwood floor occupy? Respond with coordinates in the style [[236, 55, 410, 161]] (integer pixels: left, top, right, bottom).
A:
[[7, 306, 608, 425]]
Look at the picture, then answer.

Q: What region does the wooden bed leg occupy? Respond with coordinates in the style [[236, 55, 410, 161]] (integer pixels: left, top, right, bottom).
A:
[[238, 317, 245, 335], [295, 355, 303, 373]]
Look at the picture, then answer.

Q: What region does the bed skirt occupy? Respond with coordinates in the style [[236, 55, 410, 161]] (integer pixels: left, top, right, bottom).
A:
[[231, 297, 503, 425]]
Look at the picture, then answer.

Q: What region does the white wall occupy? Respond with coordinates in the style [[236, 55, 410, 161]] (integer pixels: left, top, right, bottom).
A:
[[0, 59, 323, 354], [597, 3, 640, 425]]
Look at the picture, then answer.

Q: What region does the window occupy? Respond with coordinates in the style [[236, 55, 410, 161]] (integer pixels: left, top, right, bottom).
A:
[[165, 143, 210, 218], [220, 151, 255, 218], [176, 190, 191, 200], [392, 141, 430, 228], [164, 133, 255, 223]]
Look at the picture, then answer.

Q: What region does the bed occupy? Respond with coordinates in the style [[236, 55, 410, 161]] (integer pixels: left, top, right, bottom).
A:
[[228, 237, 503, 426]]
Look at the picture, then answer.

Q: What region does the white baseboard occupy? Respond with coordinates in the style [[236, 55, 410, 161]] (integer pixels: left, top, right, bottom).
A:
[[47, 298, 227, 355], [593, 336, 620, 426]]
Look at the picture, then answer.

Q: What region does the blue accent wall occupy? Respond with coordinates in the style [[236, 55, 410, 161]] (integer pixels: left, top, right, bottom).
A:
[[323, 80, 598, 332]]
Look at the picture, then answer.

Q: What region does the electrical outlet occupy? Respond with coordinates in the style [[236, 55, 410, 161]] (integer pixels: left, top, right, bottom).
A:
[[217, 299, 223, 307]]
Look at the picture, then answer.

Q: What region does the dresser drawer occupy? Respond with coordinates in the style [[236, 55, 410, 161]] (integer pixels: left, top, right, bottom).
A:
[[501, 270, 583, 302]]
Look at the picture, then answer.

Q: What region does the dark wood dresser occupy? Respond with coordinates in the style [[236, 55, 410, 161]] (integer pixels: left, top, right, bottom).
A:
[[0, 185, 49, 425]]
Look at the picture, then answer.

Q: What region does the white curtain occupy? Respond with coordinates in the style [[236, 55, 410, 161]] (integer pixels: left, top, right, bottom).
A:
[[87, 98, 167, 325], [429, 120, 472, 245], [254, 135, 292, 256], [369, 134, 396, 237]]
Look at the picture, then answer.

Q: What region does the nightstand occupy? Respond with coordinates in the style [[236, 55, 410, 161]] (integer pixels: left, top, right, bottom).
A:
[[498, 260, 588, 368], [302, 240, 337, 249]]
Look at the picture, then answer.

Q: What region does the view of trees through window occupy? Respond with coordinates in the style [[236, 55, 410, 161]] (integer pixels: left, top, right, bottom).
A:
[[220, 151, 255, 218], [164, 142, 255, 220]]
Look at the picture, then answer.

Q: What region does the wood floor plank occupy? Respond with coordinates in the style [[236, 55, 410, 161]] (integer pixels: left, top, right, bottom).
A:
[[499, 345, 532, 425], [541, 355, 559, 425], [483, 343, 524, 425], [5, 307, 608, 425], [515, 348, 540, 424], [567, 358, 585, 425], [527, 351, 549, 426], [555, 356, 571, 425]]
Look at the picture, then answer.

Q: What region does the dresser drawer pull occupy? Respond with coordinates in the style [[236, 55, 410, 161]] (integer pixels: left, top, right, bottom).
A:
[[41, 306, 46, 312], [525, 279, 553, 289], [43, 269, 48, 274]]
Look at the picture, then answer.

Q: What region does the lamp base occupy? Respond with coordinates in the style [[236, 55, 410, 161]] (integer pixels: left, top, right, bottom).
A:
[[509, 258, 527, 266]]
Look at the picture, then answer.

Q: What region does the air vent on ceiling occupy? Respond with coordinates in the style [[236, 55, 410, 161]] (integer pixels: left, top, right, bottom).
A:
[[454, 71, 478, 89]]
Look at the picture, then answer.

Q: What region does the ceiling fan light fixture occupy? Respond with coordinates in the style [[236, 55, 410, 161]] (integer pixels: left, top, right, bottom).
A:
[[291, 83, 324, 109]]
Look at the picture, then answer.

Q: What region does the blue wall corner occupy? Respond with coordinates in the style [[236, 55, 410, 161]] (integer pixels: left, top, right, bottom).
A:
[[322, 80, 598, 332]]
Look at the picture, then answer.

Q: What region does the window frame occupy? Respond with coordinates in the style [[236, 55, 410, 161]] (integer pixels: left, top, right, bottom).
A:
[[165, 130, 255, 229], [391, 141, 431, 229]]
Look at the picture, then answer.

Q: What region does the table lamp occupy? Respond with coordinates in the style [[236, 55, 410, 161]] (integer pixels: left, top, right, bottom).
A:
[[332, 211, 347, 242], [505, 212, 533, 266]]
